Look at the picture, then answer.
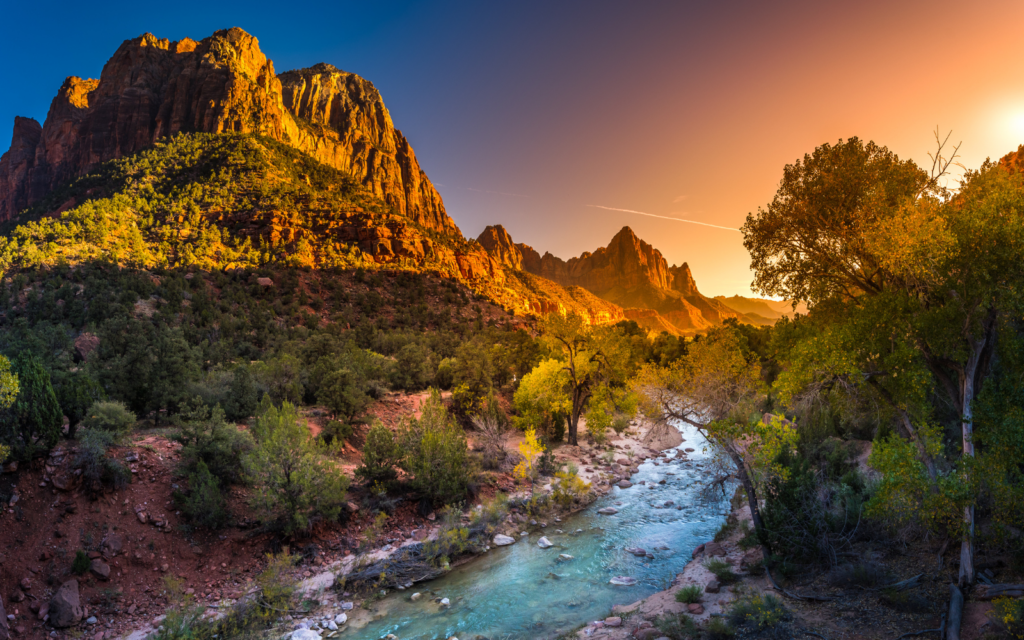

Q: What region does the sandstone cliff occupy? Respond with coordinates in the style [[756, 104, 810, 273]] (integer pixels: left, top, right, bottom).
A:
[[0, 28, 455, 235], [478, 224, 766, 333]]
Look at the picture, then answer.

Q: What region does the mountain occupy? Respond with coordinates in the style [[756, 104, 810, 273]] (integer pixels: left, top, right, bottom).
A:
[[714, 296, 807, 319], [478, 224, 770, 334], [0, 28, 453, 235], [0, 27, 776, 336]]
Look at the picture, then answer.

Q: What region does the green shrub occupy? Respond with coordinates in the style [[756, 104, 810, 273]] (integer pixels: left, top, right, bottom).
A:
[[727, 594, 788, 631], [74, 429, 131, 494], [72, 550, 91, 575], [82, 400, 137, 435], [242, 400, 349, 535], [317, 368, 371, 421], [400, 390, 471, 506], [704, 559, 739, 584], [675, 585, 703, 604], [356, 421, 403, 485], [705, 617, 736, 639], [173, 398, 254, 485], [321, 419, 354, 445], [177, 460, 229, 529], [653, 613, 698, 639], [223, 365, 259, 421]]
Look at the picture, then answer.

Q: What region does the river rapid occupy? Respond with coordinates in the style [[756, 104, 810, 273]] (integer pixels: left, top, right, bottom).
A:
[[342, 421, 730, 640]]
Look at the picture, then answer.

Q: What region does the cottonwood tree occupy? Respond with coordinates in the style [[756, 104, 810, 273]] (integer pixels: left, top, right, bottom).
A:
[[539, 312, 634, 446], [743, 134, 1024, 584], [632, 327, 797, 550]]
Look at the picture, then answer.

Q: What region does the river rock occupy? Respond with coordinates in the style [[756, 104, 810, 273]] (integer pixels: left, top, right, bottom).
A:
[[290, 630, 321, 640], [609, 576, 637, 586], [334, 613, 347, 624], [604, 616, 622, 627], [410, 592, 422, 601], [597, 507, 618, 515], [703, 542, 726, 557], [537, 537, 553, 549], [705, 579, 720, 593], [340, 601, 353, 610], [616, 480, 632, 488], [492, 534, 515, 546], [558, 554, 574, 561], [687, 603, 705, 614], [440, 597, 451, 608], [626, 547, 647, 557], [48, 579, 83, 628]]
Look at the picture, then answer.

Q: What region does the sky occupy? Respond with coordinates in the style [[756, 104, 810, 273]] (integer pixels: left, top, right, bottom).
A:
[[2, 0, 1023, 297]]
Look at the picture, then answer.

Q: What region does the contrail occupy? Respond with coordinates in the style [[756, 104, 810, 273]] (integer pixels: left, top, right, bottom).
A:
[[587, 205, 740, 231]]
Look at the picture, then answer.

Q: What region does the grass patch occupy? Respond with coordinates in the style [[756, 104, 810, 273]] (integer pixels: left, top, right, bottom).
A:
[[653, 613, 698, 639], [675, 585, 703, 604], [705, 617, 736, 639], [727, 594, 789, 631]]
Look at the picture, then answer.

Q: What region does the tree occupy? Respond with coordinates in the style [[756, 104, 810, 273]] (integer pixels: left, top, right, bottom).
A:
[[317, 368, 371, 422], [743, 135, 1024, 584], [514, 427, 545, 497], [399, 390, 470, 506], [82, 400, 137, 436], [53, 371, 105, 438], [632, 327, 797, 552], [356, 421, 403, 486], [0, 355, 18, 463], [1, 354, 62, 459], [243, 400, 349, 535], [513, 358, 571, 441], [539, 313, 631, 445], [222, 365, 258, 422]]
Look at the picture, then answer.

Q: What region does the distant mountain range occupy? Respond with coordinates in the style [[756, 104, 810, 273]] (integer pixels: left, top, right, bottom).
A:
[[0, 27, 802, 334]]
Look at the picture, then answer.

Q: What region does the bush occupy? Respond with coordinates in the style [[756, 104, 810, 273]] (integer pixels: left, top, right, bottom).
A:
[[400, 390, 471, 506], [242, 400, 349, 535], [704, 559, 739, 584], [173, 397, 254, 484], [727, 594, 788, 631], [472, 392, 511, 470], [74, 429, 131, 494], [321, 419, 354, 445], [223, 365, 259, 421], [72, 550, 91, 575], [317, 368, 371, 421], [472, 492, 509, 531], [177, 460, 229, 529], [82, 400, 136, 435], [356, 421, 403, 485], [705, 617, 736, 639], [992, 596, 1024, 638], [675, 585, 703, 604], [552, 463, 589, 509], [653, 613, 698, 640]]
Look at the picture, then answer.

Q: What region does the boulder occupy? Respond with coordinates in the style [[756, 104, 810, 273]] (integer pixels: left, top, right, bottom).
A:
[[439, 597, 450, 608], [492, 534, 515, 546], [705, 579, 720, 594], [691, 543, 705, 559], [609, 576, 637, 586], [597, 507, 619, 515], [90, 559, 111, 580], [49, 579, 83, 628], [0, 598, 9, 640], [537, 537, 553, 549], [617, 480, 633, 489], [100, 533, 123, 558], [703, 542, 726, 557], [687, 603, 704, 614], [333, 613, 347, 625], [604, 616, 622, 627], [290, 630, 321, 640]]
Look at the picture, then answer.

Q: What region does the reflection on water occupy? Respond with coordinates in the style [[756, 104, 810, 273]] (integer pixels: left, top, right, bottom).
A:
[[343, 422, 730, 640]]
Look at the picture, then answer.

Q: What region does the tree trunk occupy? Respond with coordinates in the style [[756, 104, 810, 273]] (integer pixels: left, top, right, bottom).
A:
[[567, 411, 579, 446], [958, 333, 985, 587], [725, 445, 773, 556]]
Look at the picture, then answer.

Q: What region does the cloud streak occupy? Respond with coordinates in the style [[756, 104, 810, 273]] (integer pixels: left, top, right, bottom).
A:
[[586, 205, 740, 232]]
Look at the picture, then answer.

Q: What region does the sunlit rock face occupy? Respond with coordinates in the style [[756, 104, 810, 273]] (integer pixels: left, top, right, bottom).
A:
[[0, 28, 456, 236]]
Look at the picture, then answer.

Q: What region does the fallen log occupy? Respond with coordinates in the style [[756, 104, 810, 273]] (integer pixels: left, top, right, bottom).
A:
[[975, 583, 1024, 600], [947, 584, 963, 640]]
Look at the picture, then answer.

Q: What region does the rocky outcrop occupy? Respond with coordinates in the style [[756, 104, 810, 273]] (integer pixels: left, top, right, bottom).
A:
[[279, 63, 455, 234], [0, 28, 456, 235], [478, 224, 756, 333]]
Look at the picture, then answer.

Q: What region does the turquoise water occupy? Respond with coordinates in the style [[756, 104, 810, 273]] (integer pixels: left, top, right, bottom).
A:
[[343, 422, 730, 640]]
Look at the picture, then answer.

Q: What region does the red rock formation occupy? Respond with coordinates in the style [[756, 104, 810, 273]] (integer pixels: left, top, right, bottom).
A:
[[0, 28, 456, 235], [477, 224, 523, 271], [279, 64, 455, 234]]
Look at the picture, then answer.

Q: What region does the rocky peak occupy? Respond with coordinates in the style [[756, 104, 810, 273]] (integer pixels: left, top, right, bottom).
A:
[[477, 225, 523, 270], [0, 27, 458, 235], [668, 262, 699, 296]]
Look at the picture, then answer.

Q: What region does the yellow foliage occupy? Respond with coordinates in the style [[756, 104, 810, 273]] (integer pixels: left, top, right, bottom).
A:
[[513, 427, 545, 487]]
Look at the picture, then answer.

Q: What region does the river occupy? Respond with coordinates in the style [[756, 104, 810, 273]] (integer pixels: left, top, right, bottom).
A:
[[341, 421, 730, 640]]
